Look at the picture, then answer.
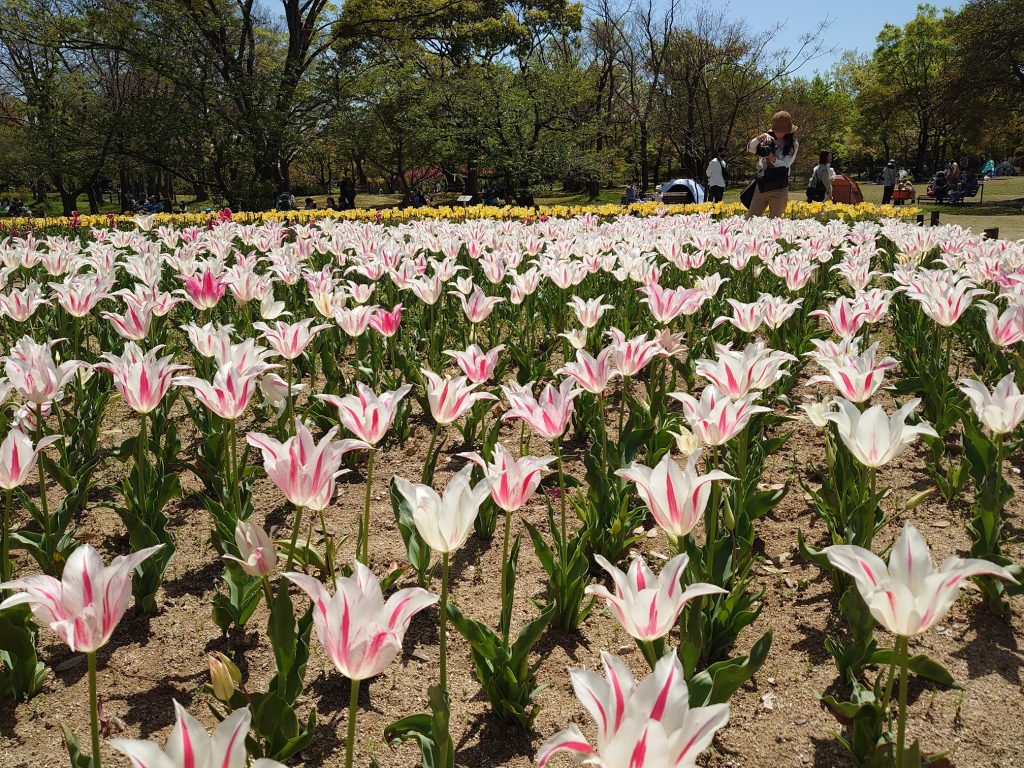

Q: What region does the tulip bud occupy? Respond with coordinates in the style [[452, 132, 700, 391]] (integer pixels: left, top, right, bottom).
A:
[[208, 653, 240, 702], [799, 401, 833, 428], [670, 427, 702, 458]]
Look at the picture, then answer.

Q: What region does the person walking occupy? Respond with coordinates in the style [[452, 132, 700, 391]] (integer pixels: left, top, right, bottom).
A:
[[806, 151, 833, 202], [706, 147, 727, 202], [881, 160, 898, 205], [746, 111, 799, 218]]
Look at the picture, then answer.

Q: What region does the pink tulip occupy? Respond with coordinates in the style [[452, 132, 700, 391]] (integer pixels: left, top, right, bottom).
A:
[[695, 342, 796, 400], [758, 294, 803, 329], [568, 295, 615, 328], [606, 327, 662, 377], [49, 275, 112, 318], [182, 321, 235, 359], [110, 701, 286, 768], [586, 553, 725, 641], [0, 429, 60, 489], [616, 450, 734, 538], [246, 419, 367, 510], [445, 343, 505, 383], [4, 336, 86, 405], [639, 283, 705, 325], [460, 443, 555, 512], [807, 342, 898, 403], [284, 561, 437, 680], [537, 651, 729, 768], [175, 363, 259, 420], [452, 284, 503, 324], [334, 304, 378, 337], [826, 523, 1016, 637], [181, 268, 227, 310], [711, 299, 765, 334], [255, 318, 331, 360], [319, 383, 412, 445], [810, 296, 870, 338], [825, 397, 937, 468], [422, 370, 497, 424], [905, 275, 987, 327], [502, 378, 581, 440], [0, 283, 48, 322], [557, 347, 619, 394], [369, 303, 404, 337], [670, 385, 770, 446], [978, 300, 1024, 347], [96, 342, 187, 414], [959, 373, 1024, 434], [223, 519, 277, 577], [0, 543, 163, 652], [102, 302, 154, 341]]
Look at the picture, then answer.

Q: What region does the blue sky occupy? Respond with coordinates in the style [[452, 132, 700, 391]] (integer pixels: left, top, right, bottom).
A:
[[717, 0, 965, 75]]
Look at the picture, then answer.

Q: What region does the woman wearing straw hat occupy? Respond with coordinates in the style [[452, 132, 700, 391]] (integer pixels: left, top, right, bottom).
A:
[[746, 111, 799, 217]]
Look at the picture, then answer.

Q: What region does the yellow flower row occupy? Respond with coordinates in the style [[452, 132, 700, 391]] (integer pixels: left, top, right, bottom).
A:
[[0, 200, 918, 231]]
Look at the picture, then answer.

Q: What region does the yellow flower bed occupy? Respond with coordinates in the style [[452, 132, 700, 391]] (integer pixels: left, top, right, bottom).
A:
[[0, 200, 918, 231]]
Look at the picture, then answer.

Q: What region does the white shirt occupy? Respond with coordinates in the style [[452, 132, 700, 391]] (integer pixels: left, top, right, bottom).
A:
[[706, 158, 726, 187], [747, 135, 799, 175]]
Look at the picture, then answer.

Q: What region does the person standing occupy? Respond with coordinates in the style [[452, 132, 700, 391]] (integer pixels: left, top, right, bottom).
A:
[[746, 111, 799, 218], [806, 151, 833, 202], [881, 160, 898, 205], [706, 147, 727, 202]]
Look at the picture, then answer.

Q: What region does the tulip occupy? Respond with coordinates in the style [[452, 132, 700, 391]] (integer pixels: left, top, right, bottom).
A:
[[670, 385, 770, 446], [182, 320, 235, 359], [711, 298, 765, 334], [422, 369, 497, 426], [319, 383, 412, 561], [826, 523, 1016, 765], [0, 282, 48, 321], [260, 372, 306, 417], [587, 553, 725, 663], [694, 342, 796, 400], [208, 653, 240, 702], [4, 336, 86, 406], [452, 284, 503, 326], [96, 342, 186, 414], [568, 295, 615, 328], [807, 341, 898, 403], [102, 302, 154, 341], [223, 519, 276, 578], [369, 303, 403, 337], [444, 343, 505, 383], [639, 283, 704, 325], [758, 293, 803, 329], [799, 400, 835, 427], [825, 397, 938, 468], [616, 450, 734, 541], [50, 275, 111, 318], [247, 419, 367, 569], [978, 300, 1024, 347], [254, 318, 330, 428], [175, 363, 258, 420], [905, 275, 986, 327], [2, 543, 163, 768], [809, 296, 869, 338], [606, 327, 662, 377], [286, 563, 436, 768], [0, 428, 60, 586], [959, 373, 1024, 435], [181, 268, 227, 310], [557, 347, 619, 394], [334, 304, 377, 337], [537, 651, 729, 768], [110, 701, 286, 768]]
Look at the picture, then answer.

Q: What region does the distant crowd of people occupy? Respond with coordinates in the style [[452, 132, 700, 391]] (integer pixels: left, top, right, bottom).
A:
[[1, 197, 32, 217]]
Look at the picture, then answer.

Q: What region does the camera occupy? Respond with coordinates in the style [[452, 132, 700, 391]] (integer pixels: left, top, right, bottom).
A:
[[755, 137, 777, 158]]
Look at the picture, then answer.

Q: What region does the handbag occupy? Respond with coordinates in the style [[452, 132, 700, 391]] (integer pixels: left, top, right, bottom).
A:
[[756, 165, 789, 193], [740, 179, 757, 209]]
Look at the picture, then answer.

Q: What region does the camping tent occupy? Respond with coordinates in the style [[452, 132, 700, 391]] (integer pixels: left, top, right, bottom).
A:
[[831, 174, 864, 204]]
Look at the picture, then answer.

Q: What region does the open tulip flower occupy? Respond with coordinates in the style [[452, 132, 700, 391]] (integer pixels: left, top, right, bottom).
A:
[[537, 651, 729, 768], [460, 443, 555, 513], [810, 296, 869, 338], [502, 378, 581, 441], [587, 553, 725, 654], [175, 362, 259, 420], [4, 336, 87, 406], [606, 327, 662, 377], [639, 283, 705, 325], [616, 450, 734, 540], [569, 294, 615, 328], [807, 341, 898, 403], [694, 342, 796, 400], [557, 347, 619, 394], [670, 385, 770, 446], [0, 428, 60, 490], [959, 373, 1024, 435], [369, 303, 403, 337], [393, 464, 492, 555], [97, 342, 187, 414], [453, 284, 503, 324], [285, 561, 438, 681], [444, 343, 505, 383], [320, 382, 412, 446], [825, 397, 938, 468], [110, 701, 286, 768], [181, 268, 227, 310], [825, 522, 1016, 638], [711, 298, 765, 334], [422, 369, 497, 425], [0, 542, 163, 652], [254, 317, 331, 360]]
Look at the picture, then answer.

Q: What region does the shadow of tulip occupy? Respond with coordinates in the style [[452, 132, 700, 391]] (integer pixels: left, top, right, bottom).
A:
[[951, 604, 1023, 685], [456, 713, 535, 767]]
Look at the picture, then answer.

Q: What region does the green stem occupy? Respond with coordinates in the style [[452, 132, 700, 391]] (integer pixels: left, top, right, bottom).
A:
[[360, 449, 375, 563], [895, 635, 909, 767], [284, 506, 304, 572], [422, 423, 440, 484], [555, 439, 566, 543], [500, 508, 512, 619], [34, 404, 51, 567], [261, 575, 274, 607], [345, 677, 361, 768], [1, 489, 12, 591], [879, 644, 898, 725], [617, 375, 630, 445], [438, 551, 450, 768], [88, 650, 102, 768], [319, 507, 335, 579], [230, 419, 243, 521], [286, 358, 294, 434]]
